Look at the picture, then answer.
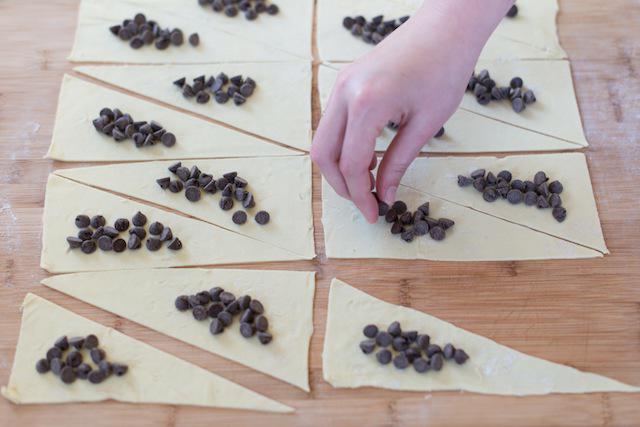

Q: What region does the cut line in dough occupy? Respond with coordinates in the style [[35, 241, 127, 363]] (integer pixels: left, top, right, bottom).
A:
[[317, 0, 566, 62], [48, 75, 299, 162], [322, 179, 602, 261], [42, 175, 308, 273], [318, 61, 587, 153], [69, 0, 313, 63], [1, 293, 293, 412], [54, 156, 315, 259], [42, 268, 315, 392], [74, 62, 312, 151], [323, 279, 639, 395]]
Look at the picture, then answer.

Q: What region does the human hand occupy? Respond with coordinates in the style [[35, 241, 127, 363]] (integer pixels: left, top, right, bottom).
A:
[[312, 0, 514, 223]]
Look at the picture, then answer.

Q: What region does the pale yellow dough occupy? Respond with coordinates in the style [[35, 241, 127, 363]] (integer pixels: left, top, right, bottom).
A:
[[69, 0, 312, 63], [54, 156, 315, 259], [2, 294, 292, 412], [48, 75, 298, 161], [75, 62, 312, 151], [323, 279, 639, 395], [42, 268, 315, 391], [318, 61, 587, 153], [322, 153, 606, 261], [42, 175, 307, 273], [317, 0, 566, 62]]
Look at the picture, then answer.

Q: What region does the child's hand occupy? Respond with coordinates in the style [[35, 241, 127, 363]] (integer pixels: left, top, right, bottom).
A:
[[312, 0, 514, 223]]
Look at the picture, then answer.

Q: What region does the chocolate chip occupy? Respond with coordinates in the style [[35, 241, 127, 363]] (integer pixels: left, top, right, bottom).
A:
[[173, 77, 186, 88], [67, 237, 83, 249], [412, 220, 428, 236], [266, 3, 279, 14], [75, 214, 90, 228], [161, 132, 176, 147], [470, 169, 486, 179], [523, 191, 537, 206], [392, 336, 409, 352], [438, 218, 455, 230], [207, 318, 223, 335], [183, 185, 200, 202], [454, 349, 469, 364], [258, 332, 273, 345], [510, 76, 523, 88], [404, 348, 421, 363], [81, 240, 97, 254], [376, 349, 392, 365], [90, 215, 106, 229], [255, 315, 269, 332], [146, 237, 162, 251], [207, 302, 224, 319], [50, 358, 65, 375], [169, 180, 184, 193], [473, 177, 486, 192], [387, 321, 402, 336], [65, 350, 83, 368], [363, 324, 379, 338], [36, 358, 50, 374], [146, 222, 162, 236], [127, 234, 141, 250], [537, 195, 550, 209], [132, 211, 147, 226], [458, 175, 473, 187], [81, 335, 98, 351], [417, 334, 430, 350], [46, 347, 62, 362], [506, 4, 518, 17], [512, 97, 526, 113], [393, 353, 410, 369], [375, 331, 392, 347], [255, 210, 270, 225], [91, 226, 105, 240], [75, 363, 92, 379], [400, 230, 415, 242], [218, 311, 233, 326], [390, 222, 404, 235], [215, 196, 232, 211], [188, 33, 200, 46], [430, 353, 444, 371], [548, 180, 563, 194], [249, 299, 264, 314], [175, 295, 190, 311], [209, 286, 224, 301], [129, 226, 146, 239], [548, 193, 562, 208], [391, 201, 407, 214], [240, 308, 254, 324], [112, 363, 128, 377], [98, 360, 112, 376], [96, 235, 112, 251], [434, 127, 445, 138], [429, 226, 446, 241], [482, 187, 498, 203], [360, 339, 376, 354], [192, 305, 208, 321], [385, 209, 398, 223], [69, 336, 85, 350], [533, 171, 548, 186], [552, 206, 567, 222], [240, 322, 255, 338], [504, 189, 522, 204], [60, 366, 76, 384], [443, 343, 455, 359], [413, 357, 430, 373], [88, 370, 105, 384]]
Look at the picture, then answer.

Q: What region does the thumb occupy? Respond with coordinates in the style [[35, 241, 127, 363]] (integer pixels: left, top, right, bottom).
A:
[[376, 120, 438, 205]]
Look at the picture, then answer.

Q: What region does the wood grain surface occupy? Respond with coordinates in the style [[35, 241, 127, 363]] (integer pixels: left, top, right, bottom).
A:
[[1, 0, 639, 426]]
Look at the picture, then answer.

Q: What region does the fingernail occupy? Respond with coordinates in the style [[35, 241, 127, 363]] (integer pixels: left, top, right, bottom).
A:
[[384, 186, 397, 205]]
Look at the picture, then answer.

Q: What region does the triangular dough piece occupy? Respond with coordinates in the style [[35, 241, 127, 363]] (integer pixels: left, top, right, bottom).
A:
[[318, 64, 584, 153], [322, 178, 602, 260], [323, 279, 639, 395], [48, 75, 298, 162], [42, 175, 305, 273], [75, 63, 312, 151], [461, 60, 587, 146], [42, 268, 315, 391], [400, 154, 608, 254], [317, 0, 565, 62], [69, 0, 312, 63], [1, 293, 292, 412], [54, 156, 315, 258]]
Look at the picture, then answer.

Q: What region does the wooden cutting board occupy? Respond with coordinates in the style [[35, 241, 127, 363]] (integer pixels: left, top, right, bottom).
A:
[[0, 0, 639, 425]]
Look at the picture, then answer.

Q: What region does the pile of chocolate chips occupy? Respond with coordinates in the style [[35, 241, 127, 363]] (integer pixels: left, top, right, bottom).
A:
[[35, 334, 128, 385], [174, 73, 256, 106], [158, 162, 270, 226], [360, 322, 469, 373], [458, 169, 567, 222], [388, 121, 445, 139], [342, 15, 409, 45], [198, 0, 279, 20], [376, 197, 455, 242], [109, 13, 199, 50], [66, 211, 183, 254], [175, 288, 273, 344], [92, 108, 176, 148], [467, 69, 536, 113]]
